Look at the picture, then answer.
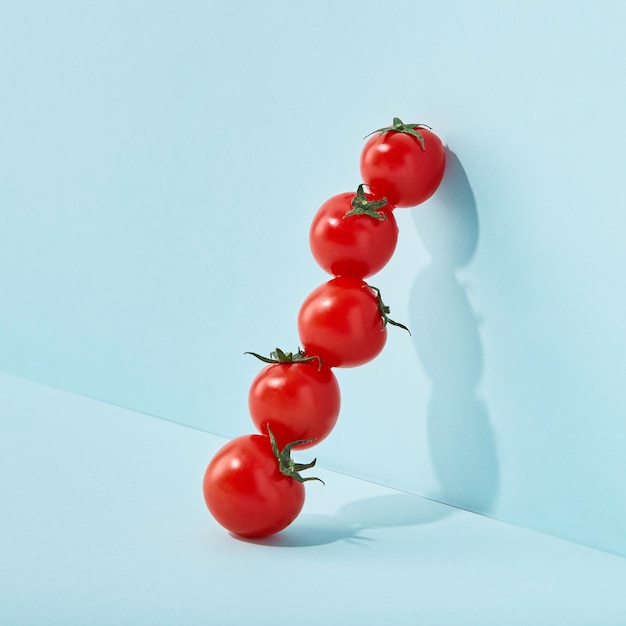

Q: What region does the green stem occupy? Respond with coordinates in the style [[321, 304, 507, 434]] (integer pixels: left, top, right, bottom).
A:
[[343, 184, 388, 220], [367, 284, 411, 335], [245, 347, 322, 370], [268, 425, 325, 484], [364, 117, 430, 151]]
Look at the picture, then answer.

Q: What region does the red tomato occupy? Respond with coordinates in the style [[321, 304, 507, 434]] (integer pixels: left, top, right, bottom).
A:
[[309, 186, 398, 279], [203, 434, 305, 538], [297, 277, 387, 368], [249, 360, 340, 450], [360, 119, 445, 208]]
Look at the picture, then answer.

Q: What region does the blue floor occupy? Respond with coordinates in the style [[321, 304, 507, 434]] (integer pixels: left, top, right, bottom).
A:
[[2, 371, 625, 625]]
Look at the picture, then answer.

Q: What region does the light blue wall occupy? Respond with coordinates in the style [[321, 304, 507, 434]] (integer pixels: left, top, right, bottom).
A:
[[2, 1, 625, 556]]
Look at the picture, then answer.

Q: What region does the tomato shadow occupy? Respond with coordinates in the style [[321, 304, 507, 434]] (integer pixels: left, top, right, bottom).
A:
[[409, 148, 500, 514], [232, 493, 452, 548], [231, 513, 364, 548]]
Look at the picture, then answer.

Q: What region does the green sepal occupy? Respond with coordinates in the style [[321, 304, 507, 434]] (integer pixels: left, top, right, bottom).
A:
[[364, 117, 430, 151], [245, 347, 322, 370], [367, 284, 411, 335], [268, 425, 325, 485], [343, 184, 388, 221]]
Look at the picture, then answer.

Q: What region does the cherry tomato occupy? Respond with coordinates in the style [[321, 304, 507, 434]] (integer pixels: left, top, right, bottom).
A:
[[297, 277, 387, 368], [203, 434, 305, 538], [249, 359, 340, 450], [360, 119, 445, 208], [309, 186, 399, 279]]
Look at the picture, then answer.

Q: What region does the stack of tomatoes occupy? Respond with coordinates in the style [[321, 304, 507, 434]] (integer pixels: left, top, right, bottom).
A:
[[203, 119, 446, 538]]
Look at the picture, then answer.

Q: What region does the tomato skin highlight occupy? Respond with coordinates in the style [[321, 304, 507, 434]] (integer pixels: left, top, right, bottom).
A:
[[248, 361, 340, 450], [360, 126, 445, 208], [309, 191, 398, 279], [297, 277, 387, 368], [203, 434, 305, 538]]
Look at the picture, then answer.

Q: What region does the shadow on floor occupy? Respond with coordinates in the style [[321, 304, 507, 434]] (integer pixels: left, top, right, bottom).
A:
[[235, 493, 453, 548]]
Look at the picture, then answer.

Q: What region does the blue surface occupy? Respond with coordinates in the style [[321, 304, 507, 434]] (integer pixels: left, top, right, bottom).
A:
[[1, 0, 626, 558], [2, 372, 626, 625]]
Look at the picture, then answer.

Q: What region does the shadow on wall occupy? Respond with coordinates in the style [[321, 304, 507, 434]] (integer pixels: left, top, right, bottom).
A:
[[410, 149, 499, 514]]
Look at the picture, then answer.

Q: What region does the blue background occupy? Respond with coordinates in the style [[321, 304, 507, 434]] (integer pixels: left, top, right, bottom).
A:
[[1, 0, 625, 557]]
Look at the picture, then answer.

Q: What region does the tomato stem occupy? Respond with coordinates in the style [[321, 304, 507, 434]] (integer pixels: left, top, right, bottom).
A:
[[245, 347, 323, 370], [268, 424, 325, 484], [367, 284, 411, 335], [364, 117, 430, 152], [343, 184, 388, 220]]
